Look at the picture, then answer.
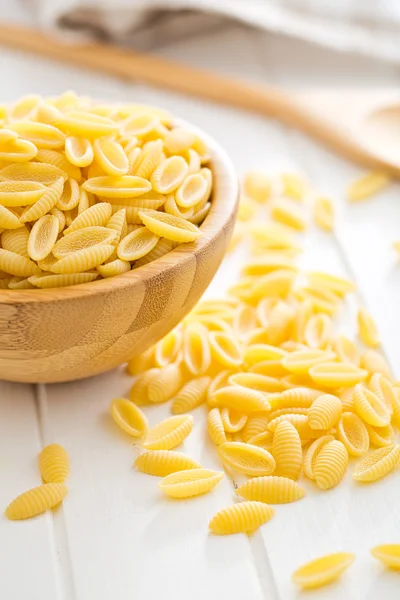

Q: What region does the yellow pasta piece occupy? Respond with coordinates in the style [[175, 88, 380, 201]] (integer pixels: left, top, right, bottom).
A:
[[266, 301, 296, 345], [63, 202, 112, 235], [208, 331, 243, 368], [292, 553, 355, 590], [304, 313, 332, 349], [28, 215, 59, 262], [247, 269, 296, 302], [56, 111, 118, 138], [110, 397, 148, 437], [93, 137, 129, 176], [53, 227, 116, 258], [247, 430, 274, 450], [183, 322, 211, 375], [306, 271, 355, 297], [353, 384, 391, 427], [294, 284, 341, 315], [147, 363, 182, 404], [314, 440, 348, 489], [8, 121, 65, 149], [308, 394, 342, 430], [353, 444, 400, 482], [139, 209, 201, 243], [237, 194, 258, 222], [370, 545, 400, 569], [268, 414, 312, 439], [0, 181, 45, 207], [366, 423, 394, 448], [175, 173, 210, 209], [207, 407, 227, 446], [0, 248, 41, 277], [127, 347, 155, 376], [83, 175, 151, 199], [164, 127, 195, 154], [232, 305, 258, 340], [271, 387, 321, 410], [229, 372, 287, 393], [358, 307, 380, 347], [151, 155, 188, 194], [241, 412, 270, 443], [0, 138, 37, 162], [220, 408, 247, 433], [97, 259, 130, 278], [347, 171, 390, 202], [0, 205, 23, 229], [159, 468, 224, 498], [314, 197, 334, 231], [39, 444, 70, 484], [333, 335, 360, 367], [8, 276, 34, 290], [249, 360, 288, 379], [5, 483, 68, 520], [309, 362, 368, 388], [212, 386, 270, 413], [134, 450, 201, 476], [368, 373, 395, 415], [1, 227, 30, 258], [171, 376, 210, 414], [272, 421, 302, 480], [135, 238, 174, 267], [236, 475, 305, 504], [243, 171, 270, 203], [50, 244, 114, 274], [20, 177, 64, 223], [209, 502, 274, 535], [360, 350, 391, 378], [154, 329, 182, 368], [271, 197, 306, 230], [143, 415, 193, 450], [282, 349, 337, 375], [132, 139, 163, 179], [8, 94, 41, 121], [117, 226, 159, 261], [129, 367, 160, 405], [244, 344, 287, 366], [29, 273, 98, 288], [50, 207, 66, 233], [303, 435, 335, 480], [65, 136, 94, 167], [337, 412, 369, 456], [218, 442, 275, 476]]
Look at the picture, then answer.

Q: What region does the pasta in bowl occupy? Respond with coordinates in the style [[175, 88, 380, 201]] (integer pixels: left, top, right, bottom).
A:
[[0, 93, 238, 383]]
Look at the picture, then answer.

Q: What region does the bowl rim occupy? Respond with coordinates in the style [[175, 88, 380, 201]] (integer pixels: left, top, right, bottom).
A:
[[0, 118, 238, 304]]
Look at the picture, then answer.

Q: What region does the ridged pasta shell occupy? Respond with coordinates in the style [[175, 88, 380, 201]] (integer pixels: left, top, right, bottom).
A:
[[55, 177, 80, 211], [164, 128, 195, 154], [306, 272, 355, 296], [93, 138, 129, 176], [294, 284, 341, 314], [314, 197, 334, 231], [20, 177, 64, 223], [129, 366, 159, 404], [0, 205, 23, 229], [35, 149, 81, 180], [110, 397, 148, 437], [348, 171, 389, 202], [50, 244, 115, 274], [28, 215, 59, 261], [0, 161, 68, 185], [308, 394, 342, 429], [0, 181, 45, 207], [361, 350, 391, 378], [303, 435, 335, 479], [183, 322, 211, 375], [139, 209, 201, 243], [353, 444, 400, 482], [158, 468, 223, 498], [236, 475, 305, 504], [5, 483, 68, 520], [0, 138, 37, 162], [8, 121, 65, 149], [83, 175, 151, 198], [282, 349, 337, 375], [218, 442, 275, 476], [151, 155, 188, 194], [1, 227, 30, 257], [147, 363, 182, 404], [309, 362, 368, 388], [207, 407, 227, 446], [212, 386, 270, 413], [8, 94, 41, 121], [39, 444, 70, 484], [0, 248, 41, 277], [271, 387, 321, 410], [229, 373, 288, 394], [314, 440, 348, 489], [208, 331, 243, 368], [333, 335, 360, 367], [117, 226, 159, 261], [134, 450, 201, 476], [353, 384, 391, 427], [271, 197, 306, 230], [154, 329, 182, 368], [126, 347, 155, 376], [209, 501, 274, 535], [220, 408, 247, 433], [366, 423, 394, 448], [272, 420, 302, 480], [8, 276, 34, 290], [65, 136, 94, 167], [336, 412, 369, 456], [132, 139, 163, 179], [304, 314, 332, 349], [243, 172, 271, 203], [370, 545, 400, 569], [143, 415, 193, 450], [368, 373, 395, 415], [63, 202, 112, 234], [56, 111, 118, 137], [292, 553, 355, 589], [171, 376, 210, 414], [29, 273, 98, 288], [358, 307, 380, 347], [106, 208, 127, 244], [97, 259, 130, 278]]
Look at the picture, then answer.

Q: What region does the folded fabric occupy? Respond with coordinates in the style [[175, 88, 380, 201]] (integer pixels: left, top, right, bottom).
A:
[[26, 0, 400, 62]]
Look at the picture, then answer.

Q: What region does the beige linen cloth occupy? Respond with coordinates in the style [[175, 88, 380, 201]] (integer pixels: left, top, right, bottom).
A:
[[25, 0, 400, 62]]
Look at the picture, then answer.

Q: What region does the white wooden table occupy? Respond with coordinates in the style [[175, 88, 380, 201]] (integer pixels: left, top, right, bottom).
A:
[[1, 13, 400, 600]]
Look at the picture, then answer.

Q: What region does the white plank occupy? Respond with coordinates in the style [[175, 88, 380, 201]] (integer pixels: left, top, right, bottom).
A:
[[0, 383, 61, 600]]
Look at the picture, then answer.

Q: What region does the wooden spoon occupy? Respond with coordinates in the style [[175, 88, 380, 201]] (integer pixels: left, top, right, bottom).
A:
[[0, 22, 399, 176]]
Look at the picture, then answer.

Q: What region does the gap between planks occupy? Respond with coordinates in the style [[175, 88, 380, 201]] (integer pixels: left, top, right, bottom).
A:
[[34, 384, 77, 600]]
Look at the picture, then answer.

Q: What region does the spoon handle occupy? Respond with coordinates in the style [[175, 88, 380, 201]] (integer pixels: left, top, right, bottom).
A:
[[0, 22, 398, 176]]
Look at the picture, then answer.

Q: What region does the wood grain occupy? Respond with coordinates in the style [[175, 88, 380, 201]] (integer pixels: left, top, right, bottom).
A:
[[0, 22, 398, 176], [0, 126, 238, 383]]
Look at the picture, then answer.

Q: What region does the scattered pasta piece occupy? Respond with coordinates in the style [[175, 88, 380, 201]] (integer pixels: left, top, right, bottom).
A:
[[134, 450, 201, 476], [303, 435, 335, 480], [314, 197, 334, 231], [218, 442, 276, 476], [143, 415, 193, 450], [209, 501, 274, 535], [5, 483, 68, 520], [110, 398, 148, 437], [370, 545, 400, 569], [337, 412, 369, 456], [347, 171, 390, 202], [308, 394, 342, 430], [39, 444, 70, 484], [353, 444, 400, 482], [243, 171, 270, 203], [314, 440, 348, 489], [292, 552, 355, 589], [171, 376, 210, 414], [159, 468, 224, 498], [272, 421, 302, 480], [358, 307, 380, 348], [236, 476, 305, 504]]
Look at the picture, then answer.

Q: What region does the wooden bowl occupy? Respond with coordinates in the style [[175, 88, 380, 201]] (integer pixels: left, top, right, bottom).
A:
[[0, 123, 238, 383]]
